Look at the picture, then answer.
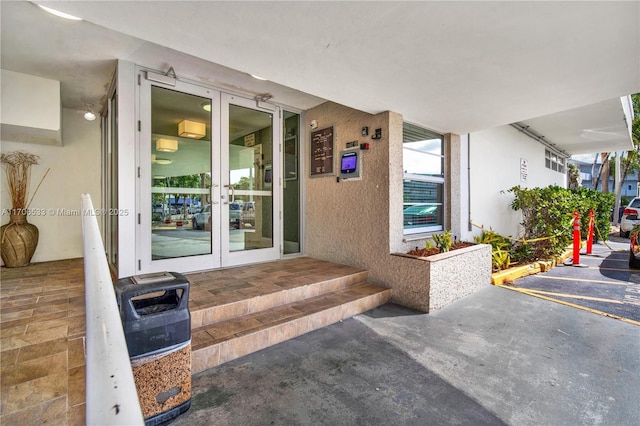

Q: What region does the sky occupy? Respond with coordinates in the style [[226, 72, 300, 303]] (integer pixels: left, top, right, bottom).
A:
[[571, 153, 598, 164]]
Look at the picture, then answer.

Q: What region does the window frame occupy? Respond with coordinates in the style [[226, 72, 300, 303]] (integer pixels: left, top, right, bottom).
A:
[[402, 122, 445, 236], [545, 149, 566, 173]]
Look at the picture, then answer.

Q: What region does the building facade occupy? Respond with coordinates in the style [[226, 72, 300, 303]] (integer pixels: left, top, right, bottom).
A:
[[1, 1, 637, 310]]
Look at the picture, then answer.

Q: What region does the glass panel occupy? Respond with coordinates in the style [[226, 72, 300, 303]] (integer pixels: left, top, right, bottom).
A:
[[151, 87, 212, 260], [228, 104, 273, 252], [403, 142, 443, 177], [402, 122, 443, 177], [403, 180, 444, 231], [402, 122, 444, 233], [283, 111, 300, 254], [109, 91, 118, 266]]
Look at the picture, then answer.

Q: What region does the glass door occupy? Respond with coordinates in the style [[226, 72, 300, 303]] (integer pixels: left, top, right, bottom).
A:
[[139, 78, 281, 273], [139, 77, 221, 273], [221, 94, 281, 267]]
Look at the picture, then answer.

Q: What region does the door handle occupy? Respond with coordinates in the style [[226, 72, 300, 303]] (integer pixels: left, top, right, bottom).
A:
[[211, 185, 219, 204], [223, 184, 235, 204]]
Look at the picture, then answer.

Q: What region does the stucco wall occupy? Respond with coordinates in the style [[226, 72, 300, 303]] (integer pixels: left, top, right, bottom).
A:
[[304, 102, 397, 272], [1, 108, 102, 264], [304, 102, 411, 300], [304, 102, 490, 311], [469, 125, 566, 239]]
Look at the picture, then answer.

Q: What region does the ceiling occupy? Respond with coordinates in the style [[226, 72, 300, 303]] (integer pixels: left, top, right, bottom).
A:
[[2, 1, 638, 155]]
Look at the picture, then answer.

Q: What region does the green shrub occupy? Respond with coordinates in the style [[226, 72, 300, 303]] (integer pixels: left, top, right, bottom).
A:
[[510, 240, 534, 263], [492, 247, 511, 271], [508, 185, 615, 260], [474, 228, 511, 251], [508, 185, 574, 260], [431, 230, 453, 252], [570, 187, 614, 243]]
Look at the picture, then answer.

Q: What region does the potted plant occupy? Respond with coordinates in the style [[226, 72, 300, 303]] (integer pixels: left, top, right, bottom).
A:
[[0, 151, 47, 267]]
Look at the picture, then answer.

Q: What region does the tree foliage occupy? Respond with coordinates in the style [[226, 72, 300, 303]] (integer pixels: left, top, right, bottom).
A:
[[590, 94, 640, 195]]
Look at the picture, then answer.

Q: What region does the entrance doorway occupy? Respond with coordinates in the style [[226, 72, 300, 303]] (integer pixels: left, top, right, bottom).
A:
[[138, 77, 281, 273]]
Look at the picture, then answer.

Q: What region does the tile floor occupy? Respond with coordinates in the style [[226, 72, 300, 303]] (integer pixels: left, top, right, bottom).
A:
[[1, 258, 86, 425], [0, 256, 375, 425]]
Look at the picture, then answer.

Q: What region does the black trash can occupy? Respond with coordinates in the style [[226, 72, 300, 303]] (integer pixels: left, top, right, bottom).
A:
[[115, 271, 191, 425]]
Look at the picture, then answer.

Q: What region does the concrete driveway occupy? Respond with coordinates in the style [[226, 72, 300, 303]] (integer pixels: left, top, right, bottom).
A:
[[173, 283, 639, 425]]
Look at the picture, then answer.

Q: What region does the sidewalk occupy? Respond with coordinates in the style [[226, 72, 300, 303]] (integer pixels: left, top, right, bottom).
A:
[[173, 275, 639, 425]]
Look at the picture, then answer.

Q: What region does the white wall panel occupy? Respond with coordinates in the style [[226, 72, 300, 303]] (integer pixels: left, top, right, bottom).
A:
[[469, 125, 566, 239]]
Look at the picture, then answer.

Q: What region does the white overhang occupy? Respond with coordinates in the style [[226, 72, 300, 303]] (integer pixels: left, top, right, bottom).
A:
[[2, 1, 638, 153]]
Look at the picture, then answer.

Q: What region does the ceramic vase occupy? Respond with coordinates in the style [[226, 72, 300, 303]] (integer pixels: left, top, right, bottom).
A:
[[0, 213, 39, 267]]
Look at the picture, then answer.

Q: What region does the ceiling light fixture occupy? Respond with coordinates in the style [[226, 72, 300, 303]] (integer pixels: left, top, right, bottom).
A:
[[201, 102, 211, 112], [156, 138, 178, 152], [178, 120, 206, 139], [154, 158, 172, 165], [83, 109, 96, 121], [250, 74, 268, 81], [83, 103, 97, 121], [38, 5, 82, 21]]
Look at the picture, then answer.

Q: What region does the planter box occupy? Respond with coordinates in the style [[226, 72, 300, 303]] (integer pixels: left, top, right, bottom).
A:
[[391, 243, 492, 312]]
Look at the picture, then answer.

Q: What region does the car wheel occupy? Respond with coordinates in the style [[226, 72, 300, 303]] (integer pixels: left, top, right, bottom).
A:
[[630, 250, 640, 269], [192, 218, 199, 230]]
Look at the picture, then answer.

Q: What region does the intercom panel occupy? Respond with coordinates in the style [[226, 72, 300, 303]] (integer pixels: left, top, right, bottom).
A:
[[339, 149, 361, 180]]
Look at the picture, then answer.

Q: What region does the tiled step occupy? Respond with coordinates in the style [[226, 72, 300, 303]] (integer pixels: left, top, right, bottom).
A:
[[191, 282, 390, 373], [189, 268, 369, 328]]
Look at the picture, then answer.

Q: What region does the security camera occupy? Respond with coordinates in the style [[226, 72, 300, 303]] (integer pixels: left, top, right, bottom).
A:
[[310, 120, 318, 129]]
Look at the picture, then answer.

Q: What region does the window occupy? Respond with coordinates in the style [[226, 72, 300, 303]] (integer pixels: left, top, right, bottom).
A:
[[545, 149, 565, 173], [403, 123, 444, 234]]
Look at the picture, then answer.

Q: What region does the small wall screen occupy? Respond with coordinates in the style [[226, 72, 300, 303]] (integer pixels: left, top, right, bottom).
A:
[[339, 149, 361, 180], [341, 152, 357, 174]]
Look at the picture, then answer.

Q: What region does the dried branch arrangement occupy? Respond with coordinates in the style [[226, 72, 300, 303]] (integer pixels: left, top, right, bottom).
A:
[[1, 151, 40, 210]]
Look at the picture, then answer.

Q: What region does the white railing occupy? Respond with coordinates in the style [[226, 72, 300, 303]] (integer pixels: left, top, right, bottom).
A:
[[81, 193, 144, 425]]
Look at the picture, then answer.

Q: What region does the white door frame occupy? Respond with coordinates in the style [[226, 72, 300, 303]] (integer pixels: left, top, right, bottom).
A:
[[137, 76, 282, 273], [221, 93, 282, 267], [138, 75, 222, 273]]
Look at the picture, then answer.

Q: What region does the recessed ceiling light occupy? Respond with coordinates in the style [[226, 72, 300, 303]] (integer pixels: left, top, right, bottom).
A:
[[38, 5, 82, 21], [155, 158, 172, 165], [250, 74, 268, 81]]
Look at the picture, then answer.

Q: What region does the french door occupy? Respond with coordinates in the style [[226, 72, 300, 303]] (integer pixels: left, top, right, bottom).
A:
[[138, 76, 280, 273]]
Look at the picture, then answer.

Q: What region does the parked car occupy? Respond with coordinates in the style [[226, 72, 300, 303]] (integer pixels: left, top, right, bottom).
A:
[[241, 201, 256, 228], [192, 204, 211, 230], [403, 205, 438, 226], [630, 226, 640, 269], [229, 202, 241, 229], [192, 203, 245, 230], [152, 204, 167, 214], [619, 197, 640, 237]]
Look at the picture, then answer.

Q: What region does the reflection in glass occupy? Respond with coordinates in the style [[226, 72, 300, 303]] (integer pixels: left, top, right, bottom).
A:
[[283, 111, 300, 254], [228, 104, 273, 252], [403, 140, 443, 177], [402, 122, 445, 233], [151, 87, 212, 260]]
